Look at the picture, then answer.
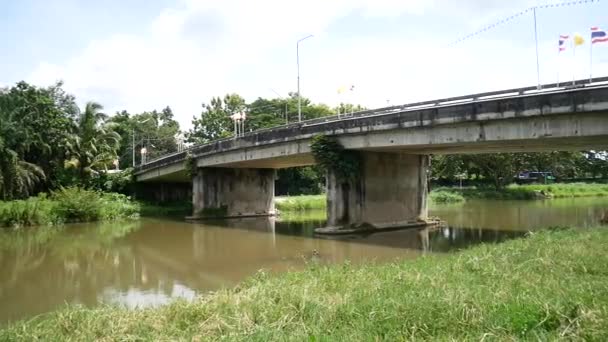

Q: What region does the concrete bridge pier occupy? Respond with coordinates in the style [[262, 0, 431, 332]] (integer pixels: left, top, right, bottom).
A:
[[325, 152, 429, 231], [190, 167, 276, 219]]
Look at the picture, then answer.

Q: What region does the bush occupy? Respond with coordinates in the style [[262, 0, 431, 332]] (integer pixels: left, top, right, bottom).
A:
[[0, 195, 61, 228], [0, 187, 139, 228], [429, 190, 465, 204]]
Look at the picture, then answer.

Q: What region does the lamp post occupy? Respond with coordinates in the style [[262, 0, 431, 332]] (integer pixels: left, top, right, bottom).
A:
[[297, 34, 313, 122], [132, 118, 151, 167]]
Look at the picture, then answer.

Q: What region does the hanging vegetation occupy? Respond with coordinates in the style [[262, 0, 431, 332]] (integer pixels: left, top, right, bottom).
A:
[[310, 135, 361, 182]]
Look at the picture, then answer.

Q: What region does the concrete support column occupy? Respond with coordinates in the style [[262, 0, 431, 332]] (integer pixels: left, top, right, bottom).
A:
[[325, 152, 429, 230], [191, 167, 276, 219]]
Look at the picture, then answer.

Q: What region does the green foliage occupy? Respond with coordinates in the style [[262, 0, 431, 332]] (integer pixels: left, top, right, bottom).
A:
[[431, 152, 607, 191], [429, 190, 466, 203], [310, 135, 361, 182], [434, 182, 608, 201], [3, 228, 608, 340], [108, 107, 181, 168], [184, 153, 197, 179], [275, 195, 326, 212], [0, 81, 74, 199], [186, 95, 243, 144], [51, 187, 139, 223], [0, 195, 61, 227], [0, 188, 139, 228], [64, 102, 120, 181], [276, 166, 324, 195]]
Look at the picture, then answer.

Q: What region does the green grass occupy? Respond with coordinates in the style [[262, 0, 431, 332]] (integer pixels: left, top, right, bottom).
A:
[[0, 187, 139, 228], [434, 182, 608, 201], [276, 192, 467, 211], [2, 227, 608, 340], [275, 195, 326, 211], [513, 182, 608, 198], [428, 190, 466, 203]]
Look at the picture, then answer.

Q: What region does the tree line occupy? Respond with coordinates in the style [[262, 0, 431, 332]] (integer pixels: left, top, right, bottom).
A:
[[0, 81, 180, 200], [1, 80, 606, 200]]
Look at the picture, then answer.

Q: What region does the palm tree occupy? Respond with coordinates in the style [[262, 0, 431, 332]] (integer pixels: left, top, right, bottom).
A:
[[0, 117, 45, 200], [65, 102, 120, 180]]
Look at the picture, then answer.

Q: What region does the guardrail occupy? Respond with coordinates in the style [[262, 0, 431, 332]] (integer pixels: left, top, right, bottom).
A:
[[136, 76, 608, 172]]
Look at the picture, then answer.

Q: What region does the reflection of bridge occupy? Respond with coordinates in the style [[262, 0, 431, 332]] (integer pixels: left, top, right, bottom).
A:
[[135, 78, 608, 229]]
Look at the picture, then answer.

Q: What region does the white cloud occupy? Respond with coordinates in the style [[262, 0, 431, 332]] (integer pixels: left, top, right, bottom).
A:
[[27, 0, 577, 130]]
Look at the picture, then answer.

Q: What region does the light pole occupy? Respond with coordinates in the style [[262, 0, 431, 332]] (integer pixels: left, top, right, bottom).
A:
[[132, 118, 151, 167], [297, 34, 313, 122]]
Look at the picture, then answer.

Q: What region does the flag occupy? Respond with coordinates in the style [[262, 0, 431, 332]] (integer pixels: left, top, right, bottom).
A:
[[573, 33, 585, 46], [559, 34, 569, 52], [337, 85, 354, 94], [591, 27, 608, 44]]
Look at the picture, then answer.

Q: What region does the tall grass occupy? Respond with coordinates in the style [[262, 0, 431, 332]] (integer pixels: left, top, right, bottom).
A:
[[2, 227, 607, 340], [0, 187, 139, 228], [275, 195, 326, 211]]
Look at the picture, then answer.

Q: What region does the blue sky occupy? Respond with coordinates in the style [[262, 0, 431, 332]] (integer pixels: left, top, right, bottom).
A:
[[1, 0, 607, 128]]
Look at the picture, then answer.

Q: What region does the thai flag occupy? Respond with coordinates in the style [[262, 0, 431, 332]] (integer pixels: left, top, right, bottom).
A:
[[559, 35, 569, 52], [591, 27, 608, 44]]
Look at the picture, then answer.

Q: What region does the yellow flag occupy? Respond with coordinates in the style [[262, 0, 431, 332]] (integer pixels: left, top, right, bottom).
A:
[[573, 33, 585, 46]]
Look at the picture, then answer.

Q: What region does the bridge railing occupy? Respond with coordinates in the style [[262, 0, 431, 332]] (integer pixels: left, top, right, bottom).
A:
[[136, 76, 608, 171]]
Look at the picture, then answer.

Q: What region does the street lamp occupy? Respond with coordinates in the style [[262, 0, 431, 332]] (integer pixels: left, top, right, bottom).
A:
[[297, 34, 313, 122], [132, 118, 151, 167]]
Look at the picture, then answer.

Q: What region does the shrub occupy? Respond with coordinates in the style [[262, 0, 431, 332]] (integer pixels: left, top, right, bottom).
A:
[[0, 187, 139, 228], [0, 195, 61, 228], [429, 190, 465, 204]]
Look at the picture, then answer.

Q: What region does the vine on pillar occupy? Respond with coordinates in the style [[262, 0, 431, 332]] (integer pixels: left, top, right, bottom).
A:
[[184, 153, 197, 179], [310, 135, 361, 181]]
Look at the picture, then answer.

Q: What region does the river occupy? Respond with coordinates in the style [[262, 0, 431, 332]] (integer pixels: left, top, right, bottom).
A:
[[1, 197, 607, 323]]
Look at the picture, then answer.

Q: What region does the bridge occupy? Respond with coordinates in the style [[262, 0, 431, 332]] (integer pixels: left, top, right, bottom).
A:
[[135, 77, 608, 231]]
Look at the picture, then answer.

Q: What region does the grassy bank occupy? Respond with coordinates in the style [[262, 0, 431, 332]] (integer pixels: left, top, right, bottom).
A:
[[276, 191, 467, 211], [3, 227, 608, 340], [0, 187, 139, 228], [433, 182, 608, 201], [275, 195, 326, 211]]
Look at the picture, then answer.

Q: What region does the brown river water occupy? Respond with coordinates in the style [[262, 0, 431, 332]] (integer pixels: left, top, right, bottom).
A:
[[1, 197, 607, 323]]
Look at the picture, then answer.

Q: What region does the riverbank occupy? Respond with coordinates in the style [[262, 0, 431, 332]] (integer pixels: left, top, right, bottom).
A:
[[0, 187, 139, 228], [436, 182, 608, 201], [275, 192, 468, 211], [275, 195, 326, 211], [2, 227, 607, 340]]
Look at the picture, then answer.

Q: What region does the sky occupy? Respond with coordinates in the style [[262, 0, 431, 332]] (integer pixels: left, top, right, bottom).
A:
[[1, 0, 608, 129]]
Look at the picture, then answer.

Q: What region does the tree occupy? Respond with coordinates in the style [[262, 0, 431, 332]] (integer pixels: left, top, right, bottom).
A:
[[108, 107, 181, 168], [186, 94, 245, 144], [65, 102, 120, 181], [0, 81, 74, 198]]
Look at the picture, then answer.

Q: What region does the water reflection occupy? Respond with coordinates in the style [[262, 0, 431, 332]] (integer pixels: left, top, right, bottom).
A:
[[0, 197, 607, 323]]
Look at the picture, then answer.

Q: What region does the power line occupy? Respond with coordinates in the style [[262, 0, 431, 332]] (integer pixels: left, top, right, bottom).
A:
[[448, 0, 600, 46]]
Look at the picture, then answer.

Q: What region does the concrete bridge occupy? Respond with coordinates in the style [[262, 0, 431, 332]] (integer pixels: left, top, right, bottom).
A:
[[135, 78, 608, 230]]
